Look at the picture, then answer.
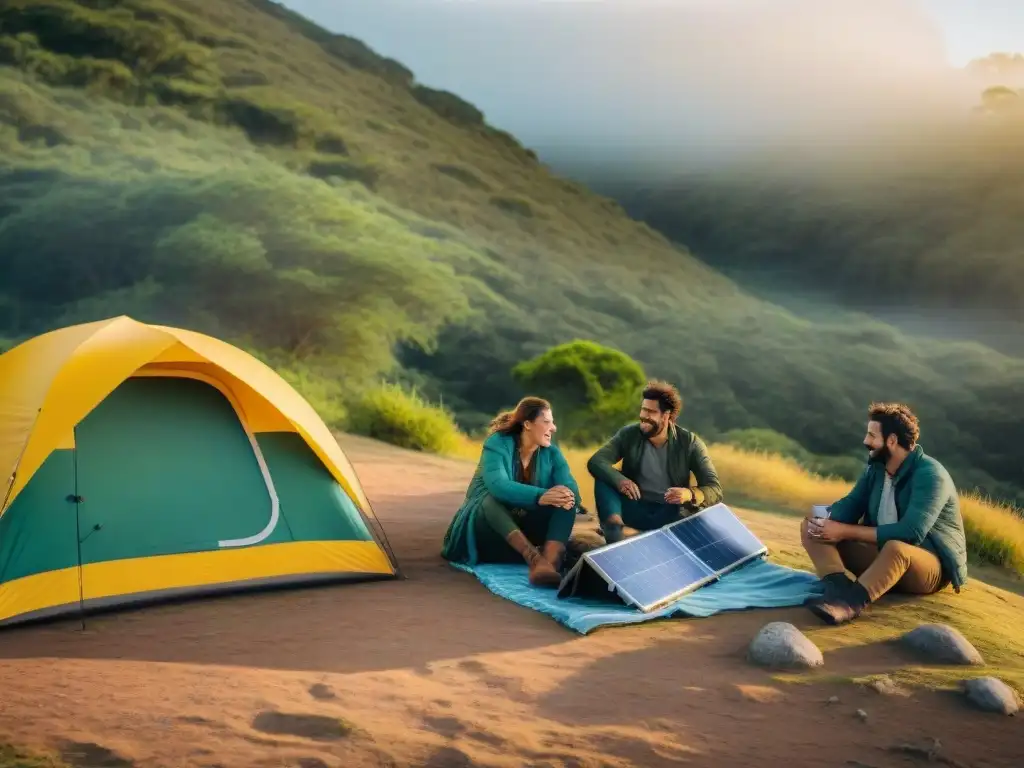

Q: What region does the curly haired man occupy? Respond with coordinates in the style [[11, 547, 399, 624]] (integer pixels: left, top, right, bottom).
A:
[[802, 402, 968, 625], [586, 380, 724, 544]]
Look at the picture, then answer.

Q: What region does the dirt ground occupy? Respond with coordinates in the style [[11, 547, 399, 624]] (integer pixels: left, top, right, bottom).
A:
[[0, 436, 1020, 768]]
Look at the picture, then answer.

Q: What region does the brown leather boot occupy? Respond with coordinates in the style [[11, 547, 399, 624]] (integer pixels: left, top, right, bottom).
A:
[[507, 531, 562, 588], [542, 541, 566, 572]]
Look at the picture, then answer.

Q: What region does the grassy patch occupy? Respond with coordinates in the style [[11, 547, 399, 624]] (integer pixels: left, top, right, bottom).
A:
[[770, 582, 1024, 697], [695, 501, 1024, 698], [0, 744, 66, 768], [734, 508, 1024, 697], [720, 427, 863, 482], [347, 382, 463, 454]]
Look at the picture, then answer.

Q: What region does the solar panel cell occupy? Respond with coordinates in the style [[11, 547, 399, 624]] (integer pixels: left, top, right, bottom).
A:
[[588, 529, 683, 583], [668, 504, 765, 574], [588, 530, 715, 610], [613, 546, 714, 610]]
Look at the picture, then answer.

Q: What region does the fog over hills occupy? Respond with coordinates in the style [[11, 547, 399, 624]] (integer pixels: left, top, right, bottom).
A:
[[284, 0, 1006, 180]]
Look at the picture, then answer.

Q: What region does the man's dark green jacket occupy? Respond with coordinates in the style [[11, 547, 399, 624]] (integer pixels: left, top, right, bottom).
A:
[[828, 445, 968, 591], [586, 422, 724, 509]]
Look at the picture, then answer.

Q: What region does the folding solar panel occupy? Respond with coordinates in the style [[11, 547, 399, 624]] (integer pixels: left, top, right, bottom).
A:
[[557, 503, 768, 612], [668, 503, 767, 576]]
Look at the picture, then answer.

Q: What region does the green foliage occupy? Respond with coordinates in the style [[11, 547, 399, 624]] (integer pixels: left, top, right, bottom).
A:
[[490, 195, 534, 217], [412, 84, 484, 127], [0, 744, 66, 768], [0, 146, 472, 382], [245, 0, 414, 85], [267, 359, 349, 429], [0, 0, 1023, 509], [618, 151, 1024, 321], [307, 157, 379, 188], [513, 340, 646, 445], [720, 428, 864, 482], [0, 0, 221, 101], [978, 85, 1023, 118], [615, 81, 1024, 324], [347, 382, 462, 454], [432, 163, 491, 191]]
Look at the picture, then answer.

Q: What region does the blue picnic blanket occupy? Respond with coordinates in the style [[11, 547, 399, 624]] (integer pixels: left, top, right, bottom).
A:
[[450, 558, 821, 634]]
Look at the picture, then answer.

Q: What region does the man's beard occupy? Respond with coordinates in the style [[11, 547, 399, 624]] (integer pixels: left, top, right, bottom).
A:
[[641, 418, 664, 439], [868, 445, 891, 465]]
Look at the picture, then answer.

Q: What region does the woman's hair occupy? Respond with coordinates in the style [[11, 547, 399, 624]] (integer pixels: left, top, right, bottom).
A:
[[488, 396, 551, 436]]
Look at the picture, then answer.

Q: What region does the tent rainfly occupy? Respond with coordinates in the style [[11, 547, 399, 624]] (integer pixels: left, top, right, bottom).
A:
[[0, 316, 398, 627]]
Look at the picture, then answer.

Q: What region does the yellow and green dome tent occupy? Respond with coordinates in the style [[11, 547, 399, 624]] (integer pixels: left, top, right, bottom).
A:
[[0, 316, 399, 627]]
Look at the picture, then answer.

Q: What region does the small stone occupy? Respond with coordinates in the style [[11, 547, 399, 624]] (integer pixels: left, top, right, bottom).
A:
[[900, 624, 984, 665], [308, 683, 336, 701], [826, 695, 840, 705], [746, 622, 824, 670], [855, 708, 868, 721], [866, 675, 908, 697], [961, 677, 1020, 715]]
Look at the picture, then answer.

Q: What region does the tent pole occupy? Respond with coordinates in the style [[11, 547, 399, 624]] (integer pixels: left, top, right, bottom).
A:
[[0, 407, 40, 516], [73, 428, 85, 632]]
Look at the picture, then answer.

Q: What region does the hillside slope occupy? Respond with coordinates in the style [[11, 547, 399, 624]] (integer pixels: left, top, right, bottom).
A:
[[607, 84, 1024, 334], [1, 0, 1023, 505]]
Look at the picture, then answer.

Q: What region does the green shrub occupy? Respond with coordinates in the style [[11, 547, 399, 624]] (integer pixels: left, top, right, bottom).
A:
[[306, 158, 379, 188], [411, 84, 484, 126], [273, 363, 349, 429], [490, 195, 533, 217], [348, 382, 462, 454], [432, 163, 490, 190], [0, 742, 67, 767], [513, 340, 646, 446]]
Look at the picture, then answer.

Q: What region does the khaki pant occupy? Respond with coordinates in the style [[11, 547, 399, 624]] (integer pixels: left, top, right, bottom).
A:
[[800, 520, 948, 602]]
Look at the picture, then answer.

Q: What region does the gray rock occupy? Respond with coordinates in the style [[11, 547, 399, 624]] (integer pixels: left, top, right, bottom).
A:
[[747, 622, 824, 669], [855, 708, 868, 721], [961, 677, 1020, 715], [900, 624, 984, 665]]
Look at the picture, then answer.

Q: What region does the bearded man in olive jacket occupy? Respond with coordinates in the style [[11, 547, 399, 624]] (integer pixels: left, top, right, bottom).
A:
[[587, 380, 724, 544]]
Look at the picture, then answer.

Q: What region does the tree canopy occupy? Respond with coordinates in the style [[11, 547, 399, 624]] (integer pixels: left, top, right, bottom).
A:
[[512, 340, 646, 445]]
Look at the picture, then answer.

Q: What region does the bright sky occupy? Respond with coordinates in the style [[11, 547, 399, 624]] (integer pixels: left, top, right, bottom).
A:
[[278, 0, 1022, 170], [282, 1, 1021, 68], [921, 1, 1024, 65]]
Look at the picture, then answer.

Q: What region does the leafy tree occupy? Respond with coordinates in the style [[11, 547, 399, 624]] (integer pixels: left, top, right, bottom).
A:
[[512, 340, 646, 445], [0, 168, 471, 385], [978, 85, 1023, 117], [966, 52, 1024, 84]]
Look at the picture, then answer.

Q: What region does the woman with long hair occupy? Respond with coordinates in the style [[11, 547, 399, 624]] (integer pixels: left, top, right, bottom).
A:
[[441, 397, 581, 587]]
